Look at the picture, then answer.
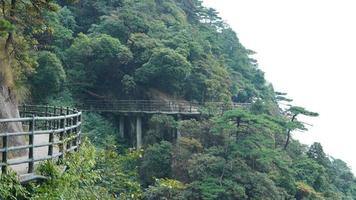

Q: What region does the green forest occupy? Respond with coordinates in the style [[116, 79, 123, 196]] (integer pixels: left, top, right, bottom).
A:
[[0, 0, 356, 199]]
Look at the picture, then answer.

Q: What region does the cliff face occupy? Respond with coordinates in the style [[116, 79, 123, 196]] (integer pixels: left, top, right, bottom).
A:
[[0, 84, 26, 157]]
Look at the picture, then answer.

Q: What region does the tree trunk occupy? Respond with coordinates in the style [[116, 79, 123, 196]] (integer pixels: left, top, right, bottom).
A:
[[284, 114, 298, 150], [284, 131, 291, 150], [0, 84, 27, 158]]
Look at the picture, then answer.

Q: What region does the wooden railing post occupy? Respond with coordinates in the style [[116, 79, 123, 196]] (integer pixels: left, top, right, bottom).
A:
[[2, 125, 8, 174], [28, 115, 35, 173], [48, 129, 54, 158], [53, 106, 57, 129], [23, 104, 27, 118], [76, 112, 82, 150], [66, 107, 71, 151], [59, 107, 65, 160], [45, 105, 48, 129], [54, 106, 57, 116], [73, 109, 78, 151]]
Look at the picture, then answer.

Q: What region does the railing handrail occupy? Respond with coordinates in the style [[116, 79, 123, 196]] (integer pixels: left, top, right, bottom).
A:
[[80, 99, 250, 104], [78, 100, 250, 114], [0, 113, 82, 123]]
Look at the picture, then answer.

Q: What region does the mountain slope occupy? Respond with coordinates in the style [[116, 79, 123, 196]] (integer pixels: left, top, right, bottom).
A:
[[1, 0, 355, 199]]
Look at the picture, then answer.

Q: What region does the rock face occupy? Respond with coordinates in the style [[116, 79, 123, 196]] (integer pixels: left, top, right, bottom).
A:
[[0, 84, 27, 158]]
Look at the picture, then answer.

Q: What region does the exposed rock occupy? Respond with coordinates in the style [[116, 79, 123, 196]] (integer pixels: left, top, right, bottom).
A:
[[0, 84, 27, 158], [146, 89, 189, 103]]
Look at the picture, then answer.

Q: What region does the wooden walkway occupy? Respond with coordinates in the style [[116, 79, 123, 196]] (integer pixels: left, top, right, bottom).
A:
[[0, 105, 82, 182]]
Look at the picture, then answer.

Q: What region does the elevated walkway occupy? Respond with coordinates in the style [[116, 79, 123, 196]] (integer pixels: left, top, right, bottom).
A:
[[0, 100, 249, 182], [78, 100, 250, 150]]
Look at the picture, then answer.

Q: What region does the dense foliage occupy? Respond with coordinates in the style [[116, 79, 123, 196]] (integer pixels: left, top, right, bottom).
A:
[[1, 0, 356, 199], [18, 0, 274, 104]]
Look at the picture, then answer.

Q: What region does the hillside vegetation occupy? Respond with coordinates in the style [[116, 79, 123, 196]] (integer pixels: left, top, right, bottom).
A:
[[1, 0, 356, 199]]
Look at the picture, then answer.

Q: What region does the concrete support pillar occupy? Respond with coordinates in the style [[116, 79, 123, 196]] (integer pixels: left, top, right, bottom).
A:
[[136, 116, 142, 149], [119, 116, 124, 138], [177, 129, 182, 140], [176, 115, 182, 140]]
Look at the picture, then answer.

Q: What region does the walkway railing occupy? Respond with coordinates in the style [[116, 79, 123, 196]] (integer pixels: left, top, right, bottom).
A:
[[79, 100, 250, 114], [80, 100, 199, 114], [0, 105, 82, 175]]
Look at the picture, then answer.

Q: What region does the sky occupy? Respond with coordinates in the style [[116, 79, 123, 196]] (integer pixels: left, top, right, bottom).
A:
[[203, 0, 356, 173]]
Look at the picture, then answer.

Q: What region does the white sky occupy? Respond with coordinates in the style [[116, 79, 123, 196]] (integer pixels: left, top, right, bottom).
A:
[[203, 0, 356, 173]]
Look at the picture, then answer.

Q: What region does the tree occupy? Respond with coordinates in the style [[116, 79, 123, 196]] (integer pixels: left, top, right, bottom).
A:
[[1, 0, 58, 50], [65, 33, 133, 97], [82, 112, 118, 150], [37, 7, 77, 53], [293, 157, 329, 192], [140, 141, 173, 186], [135, 48, 192, 95], [30, 51, 66, 102], [307, 142, 330, 168], [144, 115, 178, 146], [187, 153, 226, 181], [0, 0, 59, 87], [217, 108, 282, 142], [276, 93, 319, 150], [95, 149, 143, 199], [171, 137, 203, 183], [283, 106, 318, 150], [90, 9, 150, 42], [33, 141, 113, 199], [179, 119, 224, 147], [188, 178, 246, 200], [328, 159, 356, 197], [295, 182, 324, 200], [127, 33, 161, 67], [144, 178, 187, 200]]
